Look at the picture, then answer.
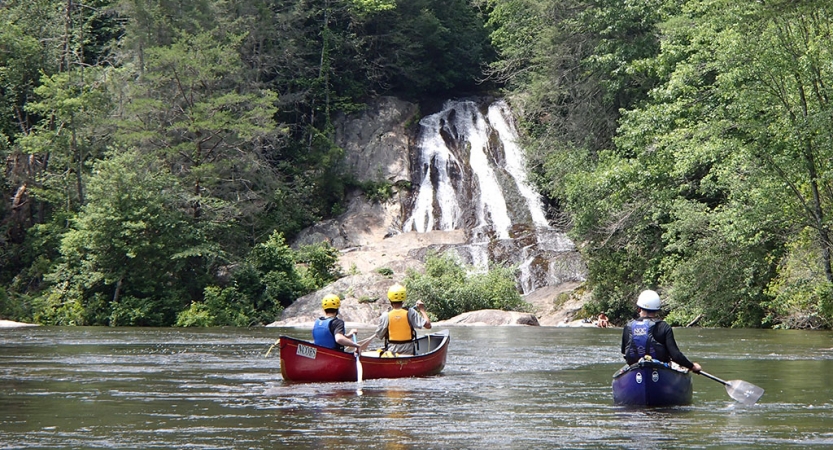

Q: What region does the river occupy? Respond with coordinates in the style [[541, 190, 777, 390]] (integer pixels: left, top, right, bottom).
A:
[[1, 326, 832, 449]]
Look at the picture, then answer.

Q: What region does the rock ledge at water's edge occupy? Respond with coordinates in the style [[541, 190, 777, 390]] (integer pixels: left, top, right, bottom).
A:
[[0, 320, 39, 328], [266, 263, 593, 328]]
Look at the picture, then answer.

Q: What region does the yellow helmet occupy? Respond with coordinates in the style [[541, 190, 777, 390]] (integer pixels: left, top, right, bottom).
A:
[[387, 283, 407, 302], [322, 294, 341, 310]]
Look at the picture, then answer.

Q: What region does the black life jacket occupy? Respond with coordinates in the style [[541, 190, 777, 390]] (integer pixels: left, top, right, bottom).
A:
[[624, 318, 667, 364]]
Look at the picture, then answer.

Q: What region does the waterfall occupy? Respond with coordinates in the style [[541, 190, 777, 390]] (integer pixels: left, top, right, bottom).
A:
[[488, 101, 550, 229], [402, 98, 585, 294], [403, 112, 463, 233], [403, 99, 545, 237]]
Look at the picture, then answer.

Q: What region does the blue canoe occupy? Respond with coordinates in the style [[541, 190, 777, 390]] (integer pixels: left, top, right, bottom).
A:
[[612, 359, 693, 406]]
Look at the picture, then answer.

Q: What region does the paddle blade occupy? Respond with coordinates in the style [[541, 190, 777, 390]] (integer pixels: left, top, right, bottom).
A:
[[352, 335, 364, 394], [725, 380, 764, 405]]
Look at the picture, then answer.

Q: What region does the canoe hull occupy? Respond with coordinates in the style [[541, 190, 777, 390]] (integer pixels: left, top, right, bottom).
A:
[[612, 360, 693, 406], [279, 330, 449, 382]]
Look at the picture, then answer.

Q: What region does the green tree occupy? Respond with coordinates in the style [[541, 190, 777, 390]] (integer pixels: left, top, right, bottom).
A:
[[1, 0, 121, 301], [363, 0, 493, 97], [177, 231, 301, 327], [561, 0, 833, 328], [41, 150, 210, 325], [295, 241, 341, 292], [112, 28, 282, 251], [481, 0, 675, 195], [707, 1, 833, 327], [22, 68, 112, 210]]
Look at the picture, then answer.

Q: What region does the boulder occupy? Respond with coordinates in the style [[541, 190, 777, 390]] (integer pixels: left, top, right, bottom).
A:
[[292, 190, 409, 250], [436, 310, 539, 326], [522, 281, 587, 326], [268, 273, 590, 328]]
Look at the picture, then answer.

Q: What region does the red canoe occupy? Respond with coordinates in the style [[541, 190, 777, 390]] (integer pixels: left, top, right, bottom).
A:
[[279, 330, 450, 382]]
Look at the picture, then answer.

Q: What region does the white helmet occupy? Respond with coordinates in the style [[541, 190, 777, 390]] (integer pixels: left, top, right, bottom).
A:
[[637, 290, 661, 311]]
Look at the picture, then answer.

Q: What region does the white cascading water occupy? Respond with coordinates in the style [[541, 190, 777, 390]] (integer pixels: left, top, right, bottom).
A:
[[403, 98, 584, 294], [403, 113, 463, 232], [488, 101, 550, 229], [463, 103, 513, 239]]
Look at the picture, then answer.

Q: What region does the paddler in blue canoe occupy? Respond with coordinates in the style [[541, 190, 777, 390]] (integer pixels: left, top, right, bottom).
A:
[[621, 289, 702, 373]]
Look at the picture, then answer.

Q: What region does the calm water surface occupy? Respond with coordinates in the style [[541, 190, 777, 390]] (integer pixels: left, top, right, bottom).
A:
[[1, 326, 832, 449]]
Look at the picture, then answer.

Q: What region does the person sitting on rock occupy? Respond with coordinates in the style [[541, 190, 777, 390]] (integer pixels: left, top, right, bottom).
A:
[[372, 283, 432, 356], [597, 312, 610, 328]]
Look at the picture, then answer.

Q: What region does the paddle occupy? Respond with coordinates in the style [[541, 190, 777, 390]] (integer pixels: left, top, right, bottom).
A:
[[698, 371, 764, 405], [352, 334, 364, 395]]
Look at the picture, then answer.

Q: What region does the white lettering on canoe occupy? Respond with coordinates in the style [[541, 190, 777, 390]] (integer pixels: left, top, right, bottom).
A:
[[296, 344, 317, 359]]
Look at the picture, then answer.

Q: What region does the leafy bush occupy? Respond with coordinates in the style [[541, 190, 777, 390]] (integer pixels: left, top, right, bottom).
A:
[[248, 232, 304, 308], [0, 289, 35, 323], [405, 252, 529, 320], [295, 242, 341, 291], [175, 302, 213, 327], [764, 230, 833, 329], [360, 180, 394, 203], [175, 232, 319, 327], [109, 295, 172, 326], [175, 285, 269, 327]]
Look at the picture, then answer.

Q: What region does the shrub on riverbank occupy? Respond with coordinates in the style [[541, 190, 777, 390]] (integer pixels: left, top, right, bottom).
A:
[[405, 252, 530, 320]]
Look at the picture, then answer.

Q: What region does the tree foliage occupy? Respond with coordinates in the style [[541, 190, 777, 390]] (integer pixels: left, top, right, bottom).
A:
[[4, 0, 833, 329], [560, 0, 833, 327], [40, 150, 205, 325], [483, 0, 833, 328], [4, 0, 495, 325], [405, 252, 529, 320]]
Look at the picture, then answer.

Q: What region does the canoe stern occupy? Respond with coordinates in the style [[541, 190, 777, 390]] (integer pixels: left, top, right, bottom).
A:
[[612, 359, 693, 406]]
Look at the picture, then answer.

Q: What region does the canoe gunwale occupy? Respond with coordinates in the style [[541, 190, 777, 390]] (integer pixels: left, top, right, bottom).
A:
[[612, 358, 691, 379]]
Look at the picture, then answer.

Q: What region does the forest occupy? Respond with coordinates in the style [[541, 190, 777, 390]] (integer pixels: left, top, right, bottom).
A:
[[1, 0, 831, 329]]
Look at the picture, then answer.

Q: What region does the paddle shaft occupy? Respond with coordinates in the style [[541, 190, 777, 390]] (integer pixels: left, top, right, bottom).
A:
[[698, 370, 729, 385], [352, 335, 363, 384]]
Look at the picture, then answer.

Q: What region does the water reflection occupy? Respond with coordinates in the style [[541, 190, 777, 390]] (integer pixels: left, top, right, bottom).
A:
[[1, 326, 832, 448]]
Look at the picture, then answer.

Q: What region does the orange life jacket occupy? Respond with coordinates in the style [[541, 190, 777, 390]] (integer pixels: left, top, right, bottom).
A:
[[387, 309, 413, 343]]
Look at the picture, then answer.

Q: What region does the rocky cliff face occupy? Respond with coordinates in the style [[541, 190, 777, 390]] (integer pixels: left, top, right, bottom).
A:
[[279, 96, 588, 327]]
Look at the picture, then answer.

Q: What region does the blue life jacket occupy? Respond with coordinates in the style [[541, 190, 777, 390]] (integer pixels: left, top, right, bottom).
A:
[[312, 317, 338, 349], [625, 318, 660, 364]]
